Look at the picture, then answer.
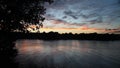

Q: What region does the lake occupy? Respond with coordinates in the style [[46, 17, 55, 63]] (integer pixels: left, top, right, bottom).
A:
[[15, 40, 120, 68]]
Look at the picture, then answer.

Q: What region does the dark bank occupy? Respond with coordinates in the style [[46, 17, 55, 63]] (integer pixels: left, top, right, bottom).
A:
[[0, 31, 120, 41]]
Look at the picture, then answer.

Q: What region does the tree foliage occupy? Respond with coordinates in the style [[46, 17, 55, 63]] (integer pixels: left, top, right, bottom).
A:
[[0, 0, 53, 32]]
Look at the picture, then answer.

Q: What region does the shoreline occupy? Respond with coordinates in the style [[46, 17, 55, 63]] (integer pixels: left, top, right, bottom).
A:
[[0, 31, 120, 41]]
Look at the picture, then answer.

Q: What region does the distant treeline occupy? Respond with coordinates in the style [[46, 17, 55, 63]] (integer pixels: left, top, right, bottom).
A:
[[0, 31, 120, 41]]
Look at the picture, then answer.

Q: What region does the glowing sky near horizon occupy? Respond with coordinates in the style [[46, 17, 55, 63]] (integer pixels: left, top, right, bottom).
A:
[[38, 0, 120, 33]]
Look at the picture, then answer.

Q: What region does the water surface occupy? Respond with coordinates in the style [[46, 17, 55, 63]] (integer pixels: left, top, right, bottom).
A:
[[15, 40, 120, 68]]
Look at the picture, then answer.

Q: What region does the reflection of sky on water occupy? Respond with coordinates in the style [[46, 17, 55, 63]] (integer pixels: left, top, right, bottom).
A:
[[15, 40, 120, 68], [15, 40, 91, 56]]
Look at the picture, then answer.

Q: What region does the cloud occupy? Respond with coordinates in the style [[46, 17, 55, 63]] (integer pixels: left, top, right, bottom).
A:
[[51, 19, 86, 27], [64, 10, 79, 19], [88, 17, 103, 24], [44, 14, 55, 20], [105, 28, 120, 33], [43, 18, 89, 29], [43, 18, 118, 33], [44, 0, 120, 32], [62, 16, 67, 19]]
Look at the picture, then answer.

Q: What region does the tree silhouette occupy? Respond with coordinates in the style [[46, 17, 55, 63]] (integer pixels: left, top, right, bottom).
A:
[[0, 0, 53, 32]]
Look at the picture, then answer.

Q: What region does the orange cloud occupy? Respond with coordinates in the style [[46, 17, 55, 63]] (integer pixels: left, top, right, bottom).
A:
[[26, 19, 108, 34], [79, 25, 89, 30], [40, 27, 106, 34]]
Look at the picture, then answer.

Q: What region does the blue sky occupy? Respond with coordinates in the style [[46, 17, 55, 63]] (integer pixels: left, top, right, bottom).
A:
[[40, 0, 120, 33]]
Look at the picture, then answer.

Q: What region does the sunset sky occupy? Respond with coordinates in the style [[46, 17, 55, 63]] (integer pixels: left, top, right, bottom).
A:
[[34, 0, 120, 34]]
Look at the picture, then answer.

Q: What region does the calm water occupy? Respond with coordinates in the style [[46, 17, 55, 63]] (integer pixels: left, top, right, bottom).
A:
[[15, 40, 120, 68]]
